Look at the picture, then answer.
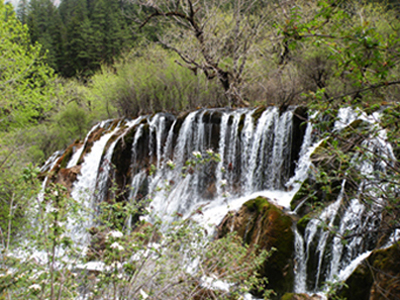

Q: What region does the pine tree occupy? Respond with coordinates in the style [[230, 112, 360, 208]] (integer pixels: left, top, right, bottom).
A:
[[16, 0, 28, 24], [90, 0, 132, 66], [23, 0, 138, 78], [59, 0, 90, 77], [27, 0, 64, 72]]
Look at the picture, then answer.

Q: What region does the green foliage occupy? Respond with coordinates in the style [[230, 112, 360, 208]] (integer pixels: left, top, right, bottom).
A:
[[0, 159, 271, 299], [26, 0, 64, 72], [0, 164, 41, 246], [323, 277, 348, 300], [0, 183, 84, 299], [0, 0, 58, 131], [84, 45, 227, 118], [278, 0, 400, 107], [21, 0, 142, 78]]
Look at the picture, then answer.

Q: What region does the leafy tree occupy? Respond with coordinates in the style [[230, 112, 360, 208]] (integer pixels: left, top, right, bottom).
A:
[[132, 0, 275, 106], [281, 1, 400, 296], [0, 0, 57, 131], [276, 0, 400, 106]]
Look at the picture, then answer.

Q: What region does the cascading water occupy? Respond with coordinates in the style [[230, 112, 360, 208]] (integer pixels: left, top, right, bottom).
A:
[[68, 120, 125, 244], [291, 107, 398, 295], [41, 105, 398, 297]]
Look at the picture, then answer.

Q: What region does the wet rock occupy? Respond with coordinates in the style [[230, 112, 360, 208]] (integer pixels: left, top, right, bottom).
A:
[[281, 293, 323, 300], [78, 120, 119, 164], [251, 106, 267, 122], [290, 106, 308, 177], [291, 119, 369, 218], [338, 242, 400, 300], [53, 165, 81, 195], [217, 196, 294, 299], [43, 140, 82, 182]]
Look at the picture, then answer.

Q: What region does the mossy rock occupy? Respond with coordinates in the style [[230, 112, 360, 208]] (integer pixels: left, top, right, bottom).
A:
[[46, 141, 83, 185], [337, 262, 372, 300], [292, 118, 370, 218], [59, 143, 74, 169], [338, 242, 400, 300], [218, 196, 295, 299], [290, 178, 311, 212], [251, 106, 267, 122], [297, 215, 312, 236], [53, 165, 81, 195], [281, 293, 320, 300], [173, 110, 191, 136], [202, 109, 223, 125]]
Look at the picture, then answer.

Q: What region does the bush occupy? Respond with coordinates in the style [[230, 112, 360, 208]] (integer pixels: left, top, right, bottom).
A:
[[85, 45, 227, 118]]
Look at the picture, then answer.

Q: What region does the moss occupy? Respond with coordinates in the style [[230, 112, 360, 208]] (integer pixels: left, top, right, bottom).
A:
[[77, 126, 106, 164], [281, 293, 296, 300], [244, 196, 271, 212], [290, 179, 311, 211], [205, 109, 223, 125], [368, 242, 400, 299], [59, 145, 73, 169], [173, 111, 191, 136], [46, 141, 82, 184], [339, 242, 400, 300], [297, 215, 311, 236], [338, 262, 373, 300], [280, 293, 308, 300], [251, 106, 267, 123], [237, 113, 246, 135], [220, 197, 295, 298]]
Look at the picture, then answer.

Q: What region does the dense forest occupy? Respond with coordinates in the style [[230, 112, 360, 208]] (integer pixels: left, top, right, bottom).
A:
[[1, 0, 400, 298]]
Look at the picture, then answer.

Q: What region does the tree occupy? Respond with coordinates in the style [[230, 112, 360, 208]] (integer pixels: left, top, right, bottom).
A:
[[58, 0, 91, 77], [89, 0, 133, 68], [55, 0, 136, 77], [26, 0, 65, 72], [0, 0, 57, 131], [16, 0, 28, 24], [132, 0, 274, 106], [282, 1, 400, 296], [276, 0, 400, 106]]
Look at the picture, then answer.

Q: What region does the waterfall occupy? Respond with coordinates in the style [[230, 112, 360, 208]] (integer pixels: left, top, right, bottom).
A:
[[41, 105, 398, 297], [291, 107, 397, 294], [68, 120, 124, 244]]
